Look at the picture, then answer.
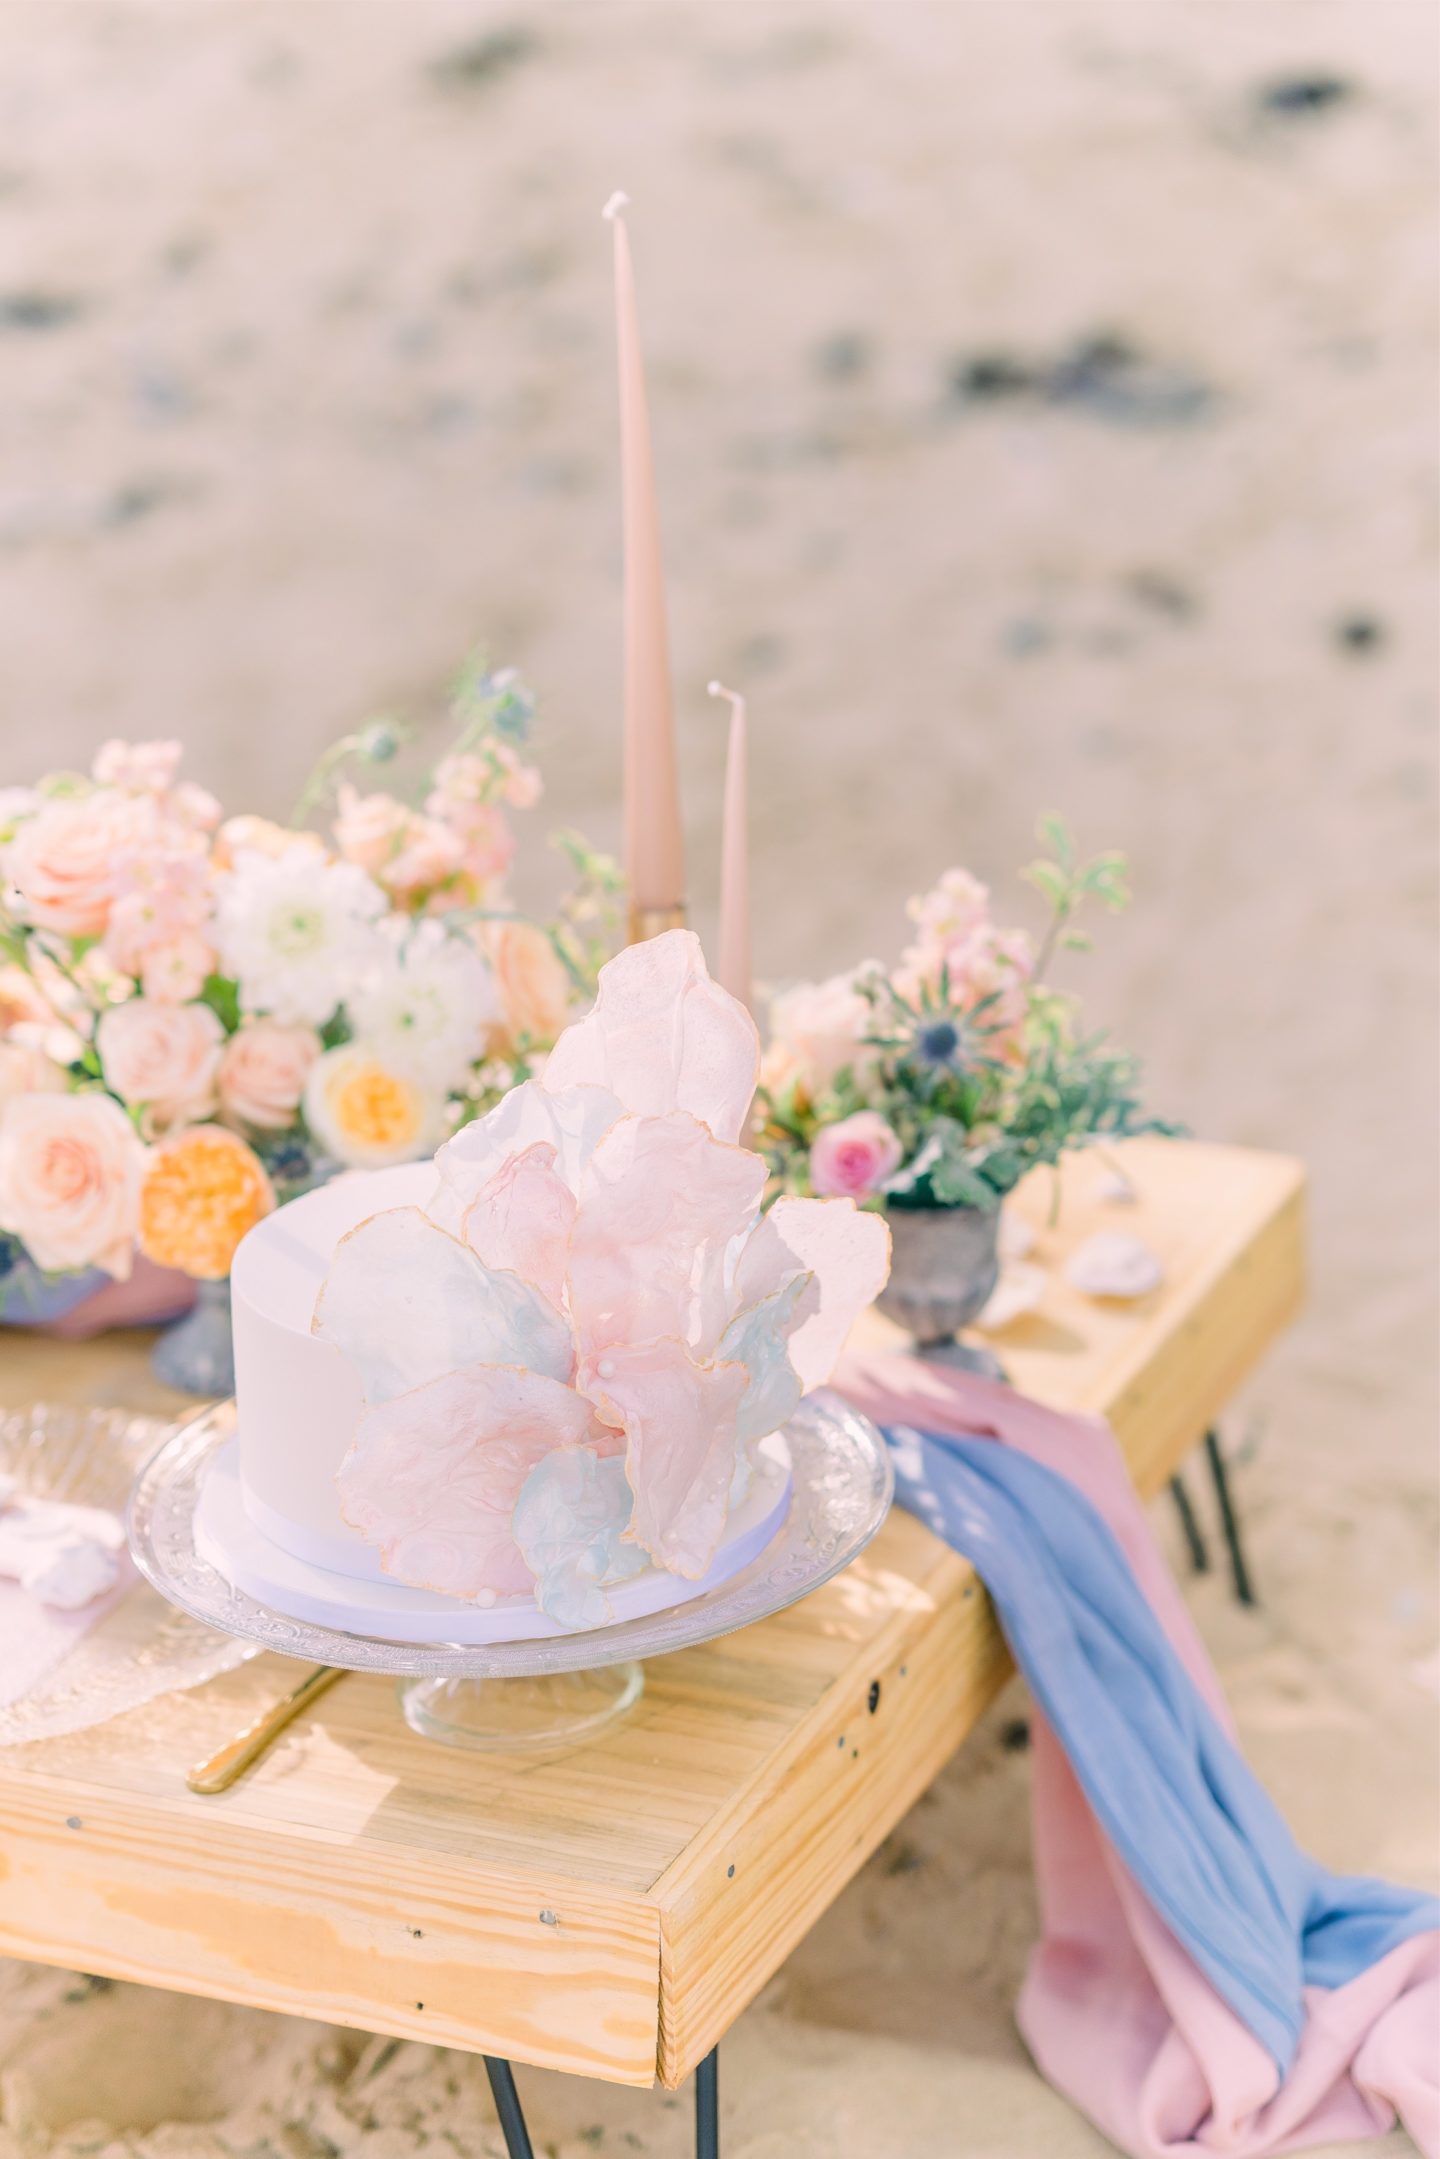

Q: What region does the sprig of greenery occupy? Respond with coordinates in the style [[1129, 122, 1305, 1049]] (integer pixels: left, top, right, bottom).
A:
[[1023, 811, 1131, 979]]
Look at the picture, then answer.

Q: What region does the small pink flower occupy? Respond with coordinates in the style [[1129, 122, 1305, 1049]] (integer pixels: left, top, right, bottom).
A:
[[492, 743, 543, 810], [218, 1018, 321, 1131], [92, 739, 183, 795], [384, 812, 465, 898], [96, 998, 224, 1134], [103, 847, 214, 980], [905, 867, 991, 953], [139, 933, 217, 1005], [332, 785, 409, 878], [333, 785, 464, 903], [809, 1111, 903, 1201]]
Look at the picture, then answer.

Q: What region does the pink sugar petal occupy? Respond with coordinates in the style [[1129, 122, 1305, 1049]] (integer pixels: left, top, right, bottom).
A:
[[567, 1111, 766, 1359], [579, 1336, 751, 1579], [735, 1195, 892, 1391], [428, 1079, 623, 1231], [336, 1362, 602, 1600], [312, 1205, 575, 1401], [541, 930, 760, 1144], [462, 1141, 577, 1309]]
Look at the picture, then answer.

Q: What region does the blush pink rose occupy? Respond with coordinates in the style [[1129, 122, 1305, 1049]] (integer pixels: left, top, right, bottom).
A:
[[6, 791, 154, 940], [96, 999, 224, 1133], [0, 1091, 146, 1277], [809, 1111, 903, 1201], [219, 1018, 322, 1131], [483, 919, 572, 1050]]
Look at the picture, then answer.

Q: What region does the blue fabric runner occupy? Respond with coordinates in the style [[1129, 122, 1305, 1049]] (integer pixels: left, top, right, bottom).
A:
[[882, 1419, 1440, 2074]]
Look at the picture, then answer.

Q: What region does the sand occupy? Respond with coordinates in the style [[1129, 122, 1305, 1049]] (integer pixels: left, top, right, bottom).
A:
[[0, 1, 1435, 2153]]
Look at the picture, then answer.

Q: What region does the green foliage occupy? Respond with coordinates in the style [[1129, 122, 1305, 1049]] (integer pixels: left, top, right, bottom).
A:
[[757, 818, 1180, 1211]]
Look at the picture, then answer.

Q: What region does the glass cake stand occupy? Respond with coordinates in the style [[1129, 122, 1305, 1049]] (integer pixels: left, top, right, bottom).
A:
[[127, 1391, 893, 1752]]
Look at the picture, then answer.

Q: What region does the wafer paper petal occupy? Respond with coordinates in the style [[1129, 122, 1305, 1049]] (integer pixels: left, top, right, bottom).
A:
[[313, 1206, 574, 1402], [428, 1080, 623, 1230], [580, 1337, 750, 1578], [337, 1363, 600, 1599], [511, 1445, 648, 1629], [568, 1112, 766, 1358], [735, 1196, 891, 1391], [541, 931, 760, 1144], [462, 1142, 576, 1309], [718, 1271, 815, 1448]]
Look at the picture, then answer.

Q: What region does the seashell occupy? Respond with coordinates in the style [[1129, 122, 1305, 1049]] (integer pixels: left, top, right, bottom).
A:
[[976, 1260, 1048, 1333], [1064, 1230, 1163, 1300]]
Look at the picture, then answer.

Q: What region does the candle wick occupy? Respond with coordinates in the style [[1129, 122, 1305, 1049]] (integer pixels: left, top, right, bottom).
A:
[[708, 679, 745, 722], [602, 190, 631, 223]]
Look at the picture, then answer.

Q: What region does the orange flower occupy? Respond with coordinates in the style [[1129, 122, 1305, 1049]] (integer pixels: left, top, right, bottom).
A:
[[138, 1123, 275, 1280]]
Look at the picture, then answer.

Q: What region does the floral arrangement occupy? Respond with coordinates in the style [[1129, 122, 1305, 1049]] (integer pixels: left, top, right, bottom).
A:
[[314, 931, 889, 1627], [758, 817, 1174, 1213], [0, 660, 621, 1308]]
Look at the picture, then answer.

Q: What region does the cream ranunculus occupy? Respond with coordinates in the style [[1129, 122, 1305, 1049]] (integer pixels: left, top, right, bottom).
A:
[[218, 1018, 323, 1132], [0, 1091, 146, 1277], [96, 999, 224, 1134], [484, 920, 573, 1052], [303, 1043, 446, 1168], [5, 790, 155, 940]]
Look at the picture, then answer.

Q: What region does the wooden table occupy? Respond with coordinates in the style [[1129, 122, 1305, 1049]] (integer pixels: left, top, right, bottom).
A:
[[0, 1141, 1305, 2118]]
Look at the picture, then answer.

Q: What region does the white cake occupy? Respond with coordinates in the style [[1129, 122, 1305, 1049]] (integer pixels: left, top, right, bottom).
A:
[[223, 934, 891, 1639], [231, 1164, 430, 1582]]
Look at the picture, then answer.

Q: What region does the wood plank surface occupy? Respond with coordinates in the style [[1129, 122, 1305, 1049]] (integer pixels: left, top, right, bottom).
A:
[[0, 1139, 1306, 2087]]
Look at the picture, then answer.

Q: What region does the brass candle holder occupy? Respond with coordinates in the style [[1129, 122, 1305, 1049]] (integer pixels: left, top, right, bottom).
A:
[[627, 900, 688, 945]]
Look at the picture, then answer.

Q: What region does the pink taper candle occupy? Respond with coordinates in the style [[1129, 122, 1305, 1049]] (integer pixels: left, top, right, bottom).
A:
[[708, 680, 751, 1011], [603, 191, 685, 932]]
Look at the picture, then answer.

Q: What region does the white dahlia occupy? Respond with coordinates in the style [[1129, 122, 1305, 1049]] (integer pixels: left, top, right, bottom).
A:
[[347, 918, 498, 1088], [215, 847, 386, 1026]]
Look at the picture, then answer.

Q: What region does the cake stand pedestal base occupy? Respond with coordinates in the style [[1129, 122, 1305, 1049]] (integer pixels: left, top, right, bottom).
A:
[[397, 1665, 644, 1752]]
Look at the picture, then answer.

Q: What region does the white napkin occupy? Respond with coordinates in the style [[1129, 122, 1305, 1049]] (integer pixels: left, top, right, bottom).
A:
[[0, 1482, 133, 1711]]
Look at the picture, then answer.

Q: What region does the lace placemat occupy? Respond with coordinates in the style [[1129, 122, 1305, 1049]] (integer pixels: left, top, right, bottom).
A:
[[0, 1402, 254, 1746]]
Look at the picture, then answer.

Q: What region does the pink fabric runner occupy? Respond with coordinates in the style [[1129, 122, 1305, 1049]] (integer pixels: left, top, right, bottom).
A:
[[839, 1352, 1440, 2158]]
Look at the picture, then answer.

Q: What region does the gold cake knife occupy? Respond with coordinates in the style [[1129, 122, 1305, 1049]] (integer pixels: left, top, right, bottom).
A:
[[186, 1663, 343, 1794]]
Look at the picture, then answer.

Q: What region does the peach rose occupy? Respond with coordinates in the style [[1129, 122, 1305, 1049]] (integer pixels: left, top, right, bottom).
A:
[[96, 999, 224, 1134], [483, 920, 572, 1051], [5, 791, 154, 940], [219, 1018, 322, 1131], [138, 1124, 274, 1280], [212, 815, 324, 870], [809, 1111, 903, 1202], [0, 1091, 146, 1277]]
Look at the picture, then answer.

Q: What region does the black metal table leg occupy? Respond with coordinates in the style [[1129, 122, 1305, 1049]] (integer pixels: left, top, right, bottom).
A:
[[696, 2046, 720, 2159], [1203, 1427, 1256, 1608], [483, 2057, 535, 2159], [482, 2049, 721, 2157], [1168, 1471, 1209, 1574]]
